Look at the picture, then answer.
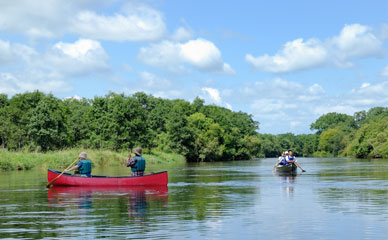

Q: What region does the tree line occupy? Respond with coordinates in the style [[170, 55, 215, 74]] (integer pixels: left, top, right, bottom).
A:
[[0, 91, 260, 161], [1, 91, 387, 160]]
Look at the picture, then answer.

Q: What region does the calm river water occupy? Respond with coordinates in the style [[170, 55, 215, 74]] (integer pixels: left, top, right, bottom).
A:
[[1, 157, 388, 239]]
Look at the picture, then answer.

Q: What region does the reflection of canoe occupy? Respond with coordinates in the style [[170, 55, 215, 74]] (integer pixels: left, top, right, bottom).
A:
[[275, 164, 297, 174], [48, 185, 168, 198], [47, 169, 168, 186], [47, 186, 168, 209]]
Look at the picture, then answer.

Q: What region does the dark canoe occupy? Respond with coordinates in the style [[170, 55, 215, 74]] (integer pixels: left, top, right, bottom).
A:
[[47, 169, 168, 186], [275, 164, 297, 174]]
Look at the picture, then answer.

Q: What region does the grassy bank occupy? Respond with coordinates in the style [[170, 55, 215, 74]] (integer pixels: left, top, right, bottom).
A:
[[0, 148, 186, 171]]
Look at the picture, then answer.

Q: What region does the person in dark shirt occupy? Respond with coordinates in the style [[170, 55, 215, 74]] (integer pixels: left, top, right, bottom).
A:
[[126, 147, 146, 176]]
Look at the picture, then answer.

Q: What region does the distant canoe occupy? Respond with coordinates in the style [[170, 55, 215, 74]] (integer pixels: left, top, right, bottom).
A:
[[275, 164, 297, 174], [47, 169, 168, 186]]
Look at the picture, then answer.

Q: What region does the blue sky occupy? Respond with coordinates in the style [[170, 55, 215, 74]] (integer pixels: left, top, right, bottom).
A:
[[0, 0, 388, 134]]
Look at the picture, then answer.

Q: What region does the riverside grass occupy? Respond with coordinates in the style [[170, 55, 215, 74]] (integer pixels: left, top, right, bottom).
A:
[[0, 148, 186, 171]]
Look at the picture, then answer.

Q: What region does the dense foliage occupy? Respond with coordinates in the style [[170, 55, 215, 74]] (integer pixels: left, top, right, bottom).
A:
[[0, 92, 259, 161], [1, 91, 387, 160]]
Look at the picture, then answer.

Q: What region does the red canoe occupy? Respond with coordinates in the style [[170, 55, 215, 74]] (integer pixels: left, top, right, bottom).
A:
[[47, 169, 168, 186]]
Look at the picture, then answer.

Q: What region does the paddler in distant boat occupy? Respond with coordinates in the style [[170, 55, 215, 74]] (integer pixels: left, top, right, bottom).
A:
[[272, 151, 287, 172], [126, 147, 146, 176], [65, 152, 92, 177], [285, 150, 306, 172]]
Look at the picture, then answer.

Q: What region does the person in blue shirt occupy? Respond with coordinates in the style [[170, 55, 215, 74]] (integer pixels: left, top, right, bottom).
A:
[[285, 150, 306, 172], [65, 152, 92, 177], [126, 147, 146, 176]]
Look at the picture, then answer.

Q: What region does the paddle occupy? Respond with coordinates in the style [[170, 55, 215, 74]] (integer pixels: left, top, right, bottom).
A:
[[46, 158, 78, 188]]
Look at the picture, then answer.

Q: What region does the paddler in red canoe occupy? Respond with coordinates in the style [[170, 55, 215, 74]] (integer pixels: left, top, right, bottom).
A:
[[65, 152, 92, 177], [126, 147, 146, 176]]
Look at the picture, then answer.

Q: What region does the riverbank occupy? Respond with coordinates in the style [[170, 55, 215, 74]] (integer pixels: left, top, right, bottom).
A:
[[0, 148, 186, 171]]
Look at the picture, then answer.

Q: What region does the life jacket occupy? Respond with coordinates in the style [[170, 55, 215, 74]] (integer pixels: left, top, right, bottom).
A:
[[283, 156, 294, 165], [131, 156, 146, 172], [78, 159, 92, 175]]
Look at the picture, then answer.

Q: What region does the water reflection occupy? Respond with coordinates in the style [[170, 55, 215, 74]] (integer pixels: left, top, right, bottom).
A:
[[274, 173, 298, 199], [3, 158, 388, 239], [48, 186, 168, 218]]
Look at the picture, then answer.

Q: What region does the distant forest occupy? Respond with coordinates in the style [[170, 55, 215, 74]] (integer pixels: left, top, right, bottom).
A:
[[0, 91, 387, 160]]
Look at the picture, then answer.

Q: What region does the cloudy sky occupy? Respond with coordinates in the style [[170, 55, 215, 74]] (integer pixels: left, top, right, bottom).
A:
[[0, 0, 387, 134]]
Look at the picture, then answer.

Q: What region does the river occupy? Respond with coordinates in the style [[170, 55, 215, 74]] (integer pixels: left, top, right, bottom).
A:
[[1, 157, 388, 239]]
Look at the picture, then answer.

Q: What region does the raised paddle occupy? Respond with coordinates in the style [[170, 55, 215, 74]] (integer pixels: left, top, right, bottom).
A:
[[46, 158, 78, 188]]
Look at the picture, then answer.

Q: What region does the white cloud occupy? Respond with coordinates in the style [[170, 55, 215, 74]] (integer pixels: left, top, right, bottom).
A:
[[331, 24, 382, 60], [0, 0, 96, 39], [240, 77, 388, 133], [0, 72, 70, 95], [222, 63, 236, 75], [246, 38, 328, 73], [202, 87, 222, 104], [180, 39, 224, 71], [0, 38, 110, 95], [234, 78, 331, 133], [381, 65, 388, 78], [138, 41, 184, 72], [308, 83, 325, 94], [0, 40, 38, 65], [0, 40, 13, 63], [361, 82, 371, 88], [138, 38, 234, 74], [171, 27, 194, 42], [246, 24, 384, 73], [64, 95, 81, 101], [41, 39, 110, 76], [0, 1, 167, 42], [71, 5, 166, 42], [351, 81, 388, 97]]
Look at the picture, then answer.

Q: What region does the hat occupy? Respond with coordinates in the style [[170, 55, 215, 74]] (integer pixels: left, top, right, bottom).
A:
[[133, 147, 142, 156], [284, 151, 289, 155], [79, 152, 87, 159]]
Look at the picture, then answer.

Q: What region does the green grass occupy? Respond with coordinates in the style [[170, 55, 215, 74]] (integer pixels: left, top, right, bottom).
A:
[[0, 148, 186, 171]]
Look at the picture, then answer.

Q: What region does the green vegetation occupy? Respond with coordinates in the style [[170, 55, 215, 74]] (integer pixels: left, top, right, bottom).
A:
[[0, 148, 185, 171], [0, 91, 387, 171], [0, 91, 259, 166]]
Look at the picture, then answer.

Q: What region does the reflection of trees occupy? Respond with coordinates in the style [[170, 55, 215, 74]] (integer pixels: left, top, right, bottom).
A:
[[316, 187, 388, 214], [317, 158, 388, 181], [168, 164, 260, 221], [316, 160, 388, 214]]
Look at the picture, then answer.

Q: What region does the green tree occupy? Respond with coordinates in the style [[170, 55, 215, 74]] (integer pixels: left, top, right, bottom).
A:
[[317, 128, 346, 156], [165, 102, 193, 157], [310, 112, 357, 134], [0, 94, 9, 147], [347, 116, 388, 158], [187, 113, 225, 161], [63, 98, 91, 147], [28, 94, 68, 151], [4, 91, 45, 149]]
